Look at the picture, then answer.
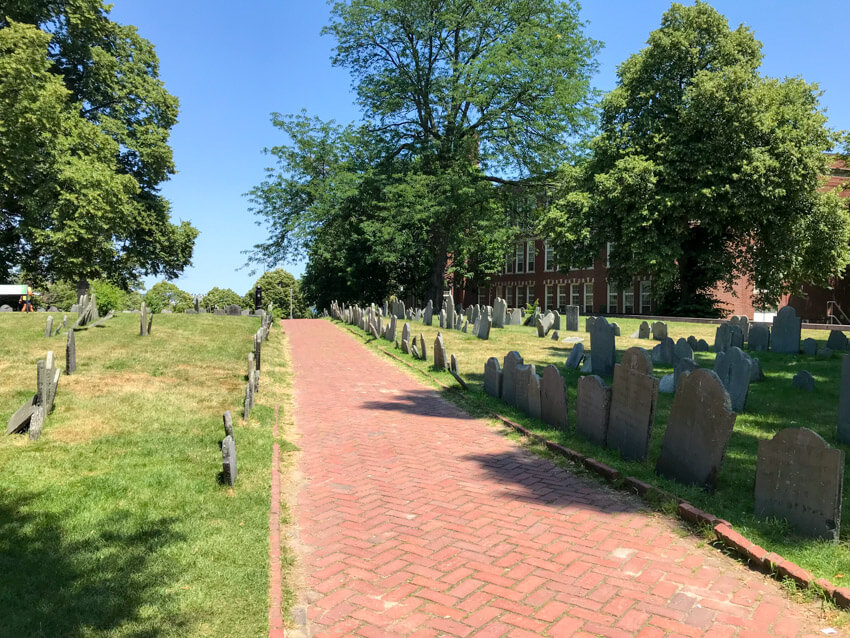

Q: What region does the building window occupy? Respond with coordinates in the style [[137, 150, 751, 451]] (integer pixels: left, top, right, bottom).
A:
[[623, 287, 634, 314], [584, 282, 593, 314], [640, 280, 651, 314], [570, 283, 581, 308], [505, 254, 513, 274], [607, 282, 618, 314], [545, 241, 555, 272], [527, 285, 536, 307], [606, 242, 613, 268], [526, 241, 535, 273], [545, 285, 554, 310], [515, 243, 525, 273], [557, 284, 566, 311]]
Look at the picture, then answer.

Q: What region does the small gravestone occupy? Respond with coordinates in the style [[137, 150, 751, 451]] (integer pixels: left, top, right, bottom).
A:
[[755, 428, 843, 541], [580, 356, 592, 374], [502, 351, 523, 407], [651, 337, 674, 365], [401, 322, 411, 347], [565, 305, 579, 331], [223, 411, 233, 438], [550, 330, 559, 341], [477, 317, 491, 340], [147, 312, 153, 335], [714, 323, 732, 354], [771, 305, 801, 354], [713, 346, 752, 412], [536, 313, 553, 338], [28, 405, 46, 441], [484, 358, 503, 398], [66, 329, 76, 375], [748, 324, 770, 352], [433, 333, 448, 370], [6, 395, 38, 435], [565, 343, 585, 370], [651, 321, 667, 341], [658, 373, 675, 394], [576, 375, 611, 446], [818, 347, 833, 360], [222, 435, 237, 486], [656, 369, 736, 489], [590, 316, 616, 378], [515, 363, 537, 416], [696, 338, 710, 352], [674, 358, 700, 390], [461, 320, 468, 333], [672, 338, 693, 366], [472, 317, 480, 337], [541, 365, 568, 431], [45, 316, 53, 338], [792, 370, 815, 391], [411, 343, 420, 358], [687, 335, 698, 350], [455, 312, 463, 331], [750, 357, 764, 382], [801, 338, 817, 356], [827, 330, 849, 352], [450, 354, 459, 374], [638, 321, 651, 339], [584, 316, 597, 332], [607, 348, 658, 462]]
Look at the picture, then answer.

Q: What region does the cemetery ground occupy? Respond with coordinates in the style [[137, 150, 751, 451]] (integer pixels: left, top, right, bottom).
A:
[[335, 314, 850, 609], [0, 312, 294, 637]]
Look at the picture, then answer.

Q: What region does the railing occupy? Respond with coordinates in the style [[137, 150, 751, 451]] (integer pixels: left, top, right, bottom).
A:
[[827, 300, 850, 325]]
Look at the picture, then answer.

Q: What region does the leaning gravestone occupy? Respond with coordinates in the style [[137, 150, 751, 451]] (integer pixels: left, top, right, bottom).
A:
[[792, 370, 815, 392], [755, 428, 844, 541], [515, 363, 537, 416], [222, 435, 237, 486], [748, 324, 770, 352], [827, 330, 849, 352], [713, 346, 752, 412], [565, 343, 585, 370], [589, 317, 616, 378], [66, 329, 76, 375], [651, 321, 667, 341], [433, 333, 448, 370], [656, 369, 736, 488], [638, 321, 651, 339], [607, 348, 658, 462], [501, 351, 523, 407], [536, 313, 553, 338], [541, 365, 568, 431], [565, 305, 579, 331], [801, 338, 817, 356], [576, 375, 611, 447], [484, 358, 503, 398], [7, 395, 38, 435], [714, 323, 732, 354], [771, 305, 801, 354]]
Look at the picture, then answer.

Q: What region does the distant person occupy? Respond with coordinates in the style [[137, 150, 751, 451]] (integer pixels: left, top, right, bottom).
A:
[[18, 295, 33, 312]]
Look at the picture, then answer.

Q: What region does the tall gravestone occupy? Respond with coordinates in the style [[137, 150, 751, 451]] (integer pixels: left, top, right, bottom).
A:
[[140, 302, 149, 337], [713, 346, 752, 412], [433, 333, 448, 370], [525, 367, 542, 419], [714, 323, 732, 354], [484, 357, 503, 398], [423, 300, 433, 326], [442, 293, 455, 331], [656, 369, 736, 488], [552, 310, 561, 331], [838, 354, 850, 444], [502, 351, 523, 407], [729, 324, 744, 350], [515, 364, 537, 416], [590, 317, 616, 378], [477, 316, 492, 340], [748, 325, 770, 352], [66, 329, 76, 375], [576, 375, 611, 447], [606, 348, 658, 462], [541, 365, 568, 431], [754, 428, 843, 541], [222, 435, 237, 486], [771, 305, 801, 354], [492, 297, 507, 329], [565, 305, 579, 332], [418, 333, 427, 361]]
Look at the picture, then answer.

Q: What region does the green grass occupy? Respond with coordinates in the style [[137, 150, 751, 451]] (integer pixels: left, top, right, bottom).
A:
[[337, 314, 850, 588], [0, 312, 291, 638]]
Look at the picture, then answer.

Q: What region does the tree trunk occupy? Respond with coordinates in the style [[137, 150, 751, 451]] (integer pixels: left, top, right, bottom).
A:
[[427, 249, 449, 310]]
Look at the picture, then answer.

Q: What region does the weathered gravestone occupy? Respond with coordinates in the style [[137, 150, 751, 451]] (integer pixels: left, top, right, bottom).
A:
[[433, 333, 448, 370], [6, 395, 38, 435], [818, 347, 833, 360], [386, 316, 398, 343], [222, 435, 237, 486], [515, 363, 537, 416], [550, 330, 559, 341], [672, 338, 693, 367], [729, 324, 744, 350], [611, 322, 620, 337], [418, 334, 427, 361], [477, 316, 492, 340], [501, 351, 523, 407], [827, 330, 849, 352], [656, 369, 736, 488], [687, 335, 698, 351], [801, 338, 817, 356], [510, 308, 522, 326], [525, 366, 543, 419], [714, 323, 732, 354], [223, 411, 233, 438], [747, 324, 769, 352], [66, 328, 76, 375], [673, 358, 699, 390], [713, 346, 752, 412], [576, 375, 611, 447], [696, 339, 710, 352], [551, 310, 561, 331], [484, 357, 503, 398], [439, 309, 446, 328], [606, 348, 658, 462], [771, 305, 801, 354], [45, 316, 53, 338], [839, 355, 850, 444], [442, 293, 455, 330], [590, 317, 616, 378], [651, 337, 674, 365], [565, 343, 585, 370], [658, 373, 675, 394], [140, 302, 149, 336], [492, 297, 507, 329], [423, 300, 433, 326], [638, 321, 651, 339], [565, 305, 579, 331], [651, 321, 667, 341], [584, 316, 597, 332], [472, 317, 480, 337], [401, 323, 411, 353], [792, 370, 815, 391], [541, 365, 568, 431], [27, 404, 46, 441], [754, 428, 843, 541], [536, 313, 554, 338]]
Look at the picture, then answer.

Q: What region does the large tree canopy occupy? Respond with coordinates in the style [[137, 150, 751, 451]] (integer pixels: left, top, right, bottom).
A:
[[539, 1, 850, 314], [0, 2, 197, 287], [248, 0, 599, 307]]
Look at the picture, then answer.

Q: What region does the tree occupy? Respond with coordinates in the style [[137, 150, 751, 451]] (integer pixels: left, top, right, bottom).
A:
[[0, 4, 198, 288], [248, 0, 600, 306], [201, 287, 243, 312], [246, 269, 307, 319], [144, 282, 192, 313], [539, 2, 850, 314]]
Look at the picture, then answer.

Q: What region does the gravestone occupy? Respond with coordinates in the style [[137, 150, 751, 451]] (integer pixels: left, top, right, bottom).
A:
[[66, 329, 76, 375], [510, 308, 522, 326], [754, 428, 843, 541], [28, 405, 45, 441], [638, 321, 651, 339], [515, 363, 537, 416], [651, 321, 667, 341], [713, 346, 752, 412], [585, 316, 597, 332], [589, 316, 616, 378], [552, 310, 561, 331], [818, 347, 833, 360], [492, 297, 507, 329], [687, 335, 698, 351], [696, 339, 710, 352], [472, 317, 480, 337], [606, 347, 658, 462], [455, 312, 463, 330], [140, 302, 149, 336], [714, 323, 732, 354], [450, 354, 459, 374], [565, 343, 585, 370], [771, 305, 801, 354], [387, 316, 398, 343], [45, 316, 53, 338], [651, 337, 674, 365], [222, 435, 237, 486], [502, 351, 523, 407], [439, 309, 446, 328], [442, 293, 455, 331], [418, 334, 427, 361], [223, 411, 233, 438], [576, 375, 611, 447], [827, 330, 849, 352], [673, 358, 699, 390], [801, 338, 817, 356], [541, 365, 568, 431], [423, 300, 433, 326], [658, 373, 675, 394], [0, 305, 12, 312], [477, 316, 492, 340], [536, 313, 553, 337], [565, 305, 579, 331], [750, 357, 765, 382], [462, 320, 468, 333], [672, 338, 693, 366], [729, 324, 744, 350], [6, 395, 37, 435], [839, 355, 850, 444], [525, 367, 542, 419], [433, 333, 448, 370], [484, 358, 503, 398], [656, 369, 736, 488], [792, 370, 815, 391], [243, 380, 254, 419], [551, 330, 559, 341], [411, 343, 420, 359], [611, 322, 620, 337], [401, 322, 411, 346]]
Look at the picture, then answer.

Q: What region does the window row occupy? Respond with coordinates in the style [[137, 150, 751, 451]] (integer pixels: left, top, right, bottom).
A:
[[505, 240, 598, 274], [528, 280, 653, 314]]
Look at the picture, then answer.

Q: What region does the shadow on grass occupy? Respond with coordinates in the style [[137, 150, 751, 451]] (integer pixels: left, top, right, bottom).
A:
[[0, 490, 187, 638], [361, 389, 476, 420]]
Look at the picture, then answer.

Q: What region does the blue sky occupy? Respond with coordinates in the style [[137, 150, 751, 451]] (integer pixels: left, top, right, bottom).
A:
[[107, 1, 850, 297]]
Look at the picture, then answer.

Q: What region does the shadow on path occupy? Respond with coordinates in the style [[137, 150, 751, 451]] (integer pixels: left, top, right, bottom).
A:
[[361, 389, 476, 420]]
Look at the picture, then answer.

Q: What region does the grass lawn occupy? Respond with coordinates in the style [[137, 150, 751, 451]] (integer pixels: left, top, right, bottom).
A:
[[335, 313, 850, 589], [0, 312, 292, 638]]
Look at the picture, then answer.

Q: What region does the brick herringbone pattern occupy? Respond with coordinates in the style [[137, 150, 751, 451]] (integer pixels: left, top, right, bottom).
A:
[[286, 319, 827, 637]]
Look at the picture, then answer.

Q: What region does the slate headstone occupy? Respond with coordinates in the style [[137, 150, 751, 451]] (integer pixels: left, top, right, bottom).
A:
[[672, 338, 693, 366], [576, 375, 611, 447], [714, 323, 732, 354], [28, 405, 46, 441], [550, 330, 559, 341], [827, 330, 849, 352], [492, 297, 507, 329], [552, 310, 561, 331], [423, 300, 433, 326], [607, 347, 658, 462], [66, 329, 76, 375], [223, 411, 233, 438], [477, 317, 492, 340], [484, 357, 503, 398], [510, 308, 522, 326], [696, 339, 710, 352], [589, 316, 616, 378], [687, 335, 698, 351], [565, 343, 585, 370], [45, 316, 53, 338], [525, 368, 542, 419], [792, 370, 815, 392], [713, 346, 752, 412], [638, 321, 650, 339], [515, 363, 537, 416], [540, 365, 568, 431], [771, 305, 801, 354], [502, 351, 523, 407], [673, 358, 700, 390], [419, 333, 427, 361], [222, 435, 237, 486], [651, 321, 667, 341], [658, 373, 675, 394], [6, 395, 37, 435], [565, 305, 579, 332], [801, 338, 817, 356], [433, 333, 448, 370]]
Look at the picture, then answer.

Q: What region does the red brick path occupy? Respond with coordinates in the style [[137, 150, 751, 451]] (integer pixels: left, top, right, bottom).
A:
[[284, 319, 828, 637]]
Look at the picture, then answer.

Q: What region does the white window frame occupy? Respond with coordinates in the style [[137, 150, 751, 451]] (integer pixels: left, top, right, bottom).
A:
[[640, 280, 652, 314], [544, 241, 555, 272], [583, 282, 594, 314], [527, 285, 535, 307], [526, 241, 535, 273], [623, 287, 634, 314], [570, 283, 581, 308], [515, 243, 525, 273], [544, 285, 554, 311], [557, 284, 566, 310], [607, 282, 618, 314], [606, 242, 613, 268]]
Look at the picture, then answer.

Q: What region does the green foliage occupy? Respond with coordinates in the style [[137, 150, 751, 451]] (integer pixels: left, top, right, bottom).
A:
[[201, 287, 243, 312], [247, 269, 307, 319], [144, 281, 192, 313], [38, 280, 77, 310], [249, 0, 599, 307], [539, 2, 850, 312], [89, 280, 127, 315], [0, 5, 197, 287]]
